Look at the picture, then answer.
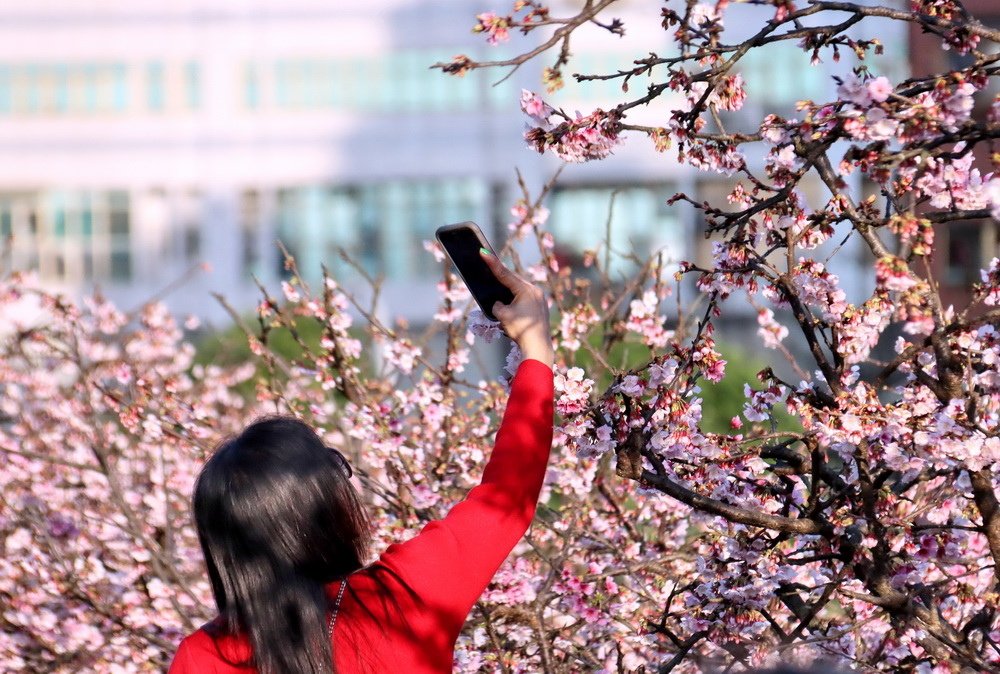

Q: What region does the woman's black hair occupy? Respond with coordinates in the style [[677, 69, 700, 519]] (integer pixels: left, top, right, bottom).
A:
[[194, 415, 371, 674]]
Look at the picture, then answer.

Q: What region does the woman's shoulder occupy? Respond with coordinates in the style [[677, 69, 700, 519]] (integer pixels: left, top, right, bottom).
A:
[[174, 620, 252, 670]]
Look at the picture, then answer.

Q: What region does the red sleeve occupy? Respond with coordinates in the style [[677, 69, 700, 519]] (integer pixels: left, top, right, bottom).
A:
[[376, 357, 554, 633]]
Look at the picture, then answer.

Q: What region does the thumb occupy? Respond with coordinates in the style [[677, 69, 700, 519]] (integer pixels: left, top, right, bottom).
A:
[[480, 249, 524, 293], [492, 301, 511, 322]]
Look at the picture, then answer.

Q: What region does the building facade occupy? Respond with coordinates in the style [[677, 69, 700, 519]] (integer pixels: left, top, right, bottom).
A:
[[0, 0, 907, 332], [908, 0, 999, 313]]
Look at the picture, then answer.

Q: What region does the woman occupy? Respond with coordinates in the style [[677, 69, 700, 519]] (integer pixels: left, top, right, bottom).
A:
[[168, 250, 555, 674]]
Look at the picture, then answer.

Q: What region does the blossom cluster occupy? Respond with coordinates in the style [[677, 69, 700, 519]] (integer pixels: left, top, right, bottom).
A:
[[520, 89, 622, 163]]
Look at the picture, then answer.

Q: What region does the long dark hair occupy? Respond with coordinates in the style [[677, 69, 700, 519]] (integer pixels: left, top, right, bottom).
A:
[[194, 415, 371, 674]]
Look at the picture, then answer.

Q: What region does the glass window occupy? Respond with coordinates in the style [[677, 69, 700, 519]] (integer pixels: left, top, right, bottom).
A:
[[274, 62, 286, 106], [285, 62, 302, 107], [548, 185, 682, 279], [325, 60, 342, 108], [95, 65, 115, 112], [393, 53, 417, 111], [303, 61, 321, 108], [52, 64, 69, 113], [147, 62, 165, 111], [110, 210, 129, 236], [1, 190, 135, 283], [110, 251, 131, 281], [263, 50, 502, 113], [736, 43, 828, 107], [184, 225, 200, 260], [112, 64, 128, 110], [23, 65, 40, 114], [0, 208, 11, 238], [81, 207, 93, 238], [241, 190, 260, 274], [53, 209, 66, 237], [351, 57, 375, 110], [82, 65, 99, 113], [243, 63, 260, 109], [945, 224, 985, 286], [108, 192, 129, 237], [184, 61, 201, 109], [277, 179, 485, 284], [0, 66, 10, 114]]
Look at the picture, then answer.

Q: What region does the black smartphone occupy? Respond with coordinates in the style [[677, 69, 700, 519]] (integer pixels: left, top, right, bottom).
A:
[[435, 221, 515, 322]]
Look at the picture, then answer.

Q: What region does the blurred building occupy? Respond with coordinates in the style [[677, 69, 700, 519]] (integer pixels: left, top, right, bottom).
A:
[[0, 0, 908, 331], [908, 0, 999, 312]]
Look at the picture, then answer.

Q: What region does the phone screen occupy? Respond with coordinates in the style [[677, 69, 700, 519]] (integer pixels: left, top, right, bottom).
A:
[[437, 226, 514, 321]]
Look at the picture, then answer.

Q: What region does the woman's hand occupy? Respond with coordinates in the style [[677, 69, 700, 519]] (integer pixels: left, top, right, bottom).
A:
[[479, 249, 554, 368]]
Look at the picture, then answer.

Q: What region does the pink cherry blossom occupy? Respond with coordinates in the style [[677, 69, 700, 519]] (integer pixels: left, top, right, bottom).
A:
[[837, 73, 873, 107], [866, 76, 893, 103], [756, 307, 788, 349], [472, 11, 510, 45]]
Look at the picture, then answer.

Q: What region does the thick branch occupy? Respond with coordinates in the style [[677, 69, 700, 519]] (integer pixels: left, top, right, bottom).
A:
[[970, 467, 1000, 585], [812, 0, 1000, 44], [640, 469, 829, 535]]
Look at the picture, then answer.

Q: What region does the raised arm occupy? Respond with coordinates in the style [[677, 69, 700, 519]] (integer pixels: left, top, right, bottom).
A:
[[376, 250, 554, 635]]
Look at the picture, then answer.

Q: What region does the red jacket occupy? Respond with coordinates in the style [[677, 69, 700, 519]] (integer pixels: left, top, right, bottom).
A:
[[168, 358, 554, 673]]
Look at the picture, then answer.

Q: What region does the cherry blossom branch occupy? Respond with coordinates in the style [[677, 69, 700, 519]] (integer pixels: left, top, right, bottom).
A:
[[811, 0, 1000, 44], [431, 0, 624, 78], [639, 459, 830, 536], [970, 468, 1000, 585]]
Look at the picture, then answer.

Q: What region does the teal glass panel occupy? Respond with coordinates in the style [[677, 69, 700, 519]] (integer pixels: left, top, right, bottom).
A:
[[290, 62, 306, 107], [483, 47, 516, 110], [147, 62, 165, 111], [380, 54, 402, 110], [381, 182, 411, 277], [372, 57, 396, 111], [352, 58, 375, 110], [243, 63, 260, 109], [299, 186, 326, 274], [549, 185, 681, 277], [340, 59, 358, 108], [280, 180, 488, 281], [184, 62, 201, 109], [112, 64, 128, 110], [275, 189, 299, 276], [110, 250, 131, 281], [275, 61, 289, 106], [452, 69, 477, 110], [46, 191, 67, 238], [24, 64, 40, 113], [304, 60, 322, 108], [94, 64, 115, 112], [81, 209, 93, 237], [53, 64, 69, 112], [394, 52, 418, 111], [356, 186, 381, 276], [799, 63, 828, 100], [83, 65, 99, 112], [326, 60, 343, 108], [0, 211, 11, 238], [0, 66, 10, 114], [109, 191, 130, 237], [421, 50, 449, 111], [292, 61, 307, 107]]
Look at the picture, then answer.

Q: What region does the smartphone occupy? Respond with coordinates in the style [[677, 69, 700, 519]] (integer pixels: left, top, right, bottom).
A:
[[435, 221, 514, 322]]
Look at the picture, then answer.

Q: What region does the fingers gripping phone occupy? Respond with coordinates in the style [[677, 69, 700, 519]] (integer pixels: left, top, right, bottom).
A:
[[435, 222, 515, 321]]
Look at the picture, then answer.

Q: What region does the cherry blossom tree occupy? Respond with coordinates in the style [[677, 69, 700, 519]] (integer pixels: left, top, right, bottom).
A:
[[2, 1, 999, 673], [435, 0, 1000, 671]]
